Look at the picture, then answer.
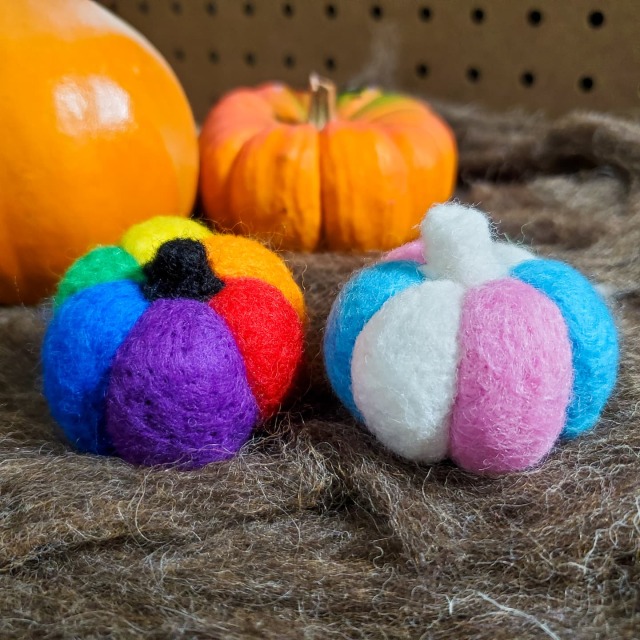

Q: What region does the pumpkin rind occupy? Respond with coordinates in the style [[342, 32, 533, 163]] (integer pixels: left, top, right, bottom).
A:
[[0, 0, 198, 304], [200, 83, 457, 252]]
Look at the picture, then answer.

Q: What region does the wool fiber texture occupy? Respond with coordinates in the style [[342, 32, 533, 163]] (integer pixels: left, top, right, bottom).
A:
[[512, 258, 620, 438], [324, 260, 426, 418], [1, 107, 639, 638], [203, 233, 305, 318], [449, 278, 573, 473], [121, 216, 213, 265], [352, 279, 465, 463], [209, 277, 304, 417], [106, 298, 259, 468], [54, 245, 144, 309], [326, 200, 616, 472], [43, 280, 149, 455]]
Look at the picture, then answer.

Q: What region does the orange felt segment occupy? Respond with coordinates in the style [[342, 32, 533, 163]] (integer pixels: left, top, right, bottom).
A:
[[202, 234, 305, 319], [210, 277, 304, 418]]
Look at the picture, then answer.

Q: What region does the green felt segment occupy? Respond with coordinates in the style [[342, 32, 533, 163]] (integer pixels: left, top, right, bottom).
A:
[[54, 246, 144, 310]]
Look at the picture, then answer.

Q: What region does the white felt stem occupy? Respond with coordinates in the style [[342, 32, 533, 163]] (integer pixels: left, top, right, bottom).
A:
[[420, 203, 504, 287], [420, 203, 537, 286]]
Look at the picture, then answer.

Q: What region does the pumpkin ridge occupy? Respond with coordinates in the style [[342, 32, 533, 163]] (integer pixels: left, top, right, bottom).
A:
[[226, 123, 321, 250]]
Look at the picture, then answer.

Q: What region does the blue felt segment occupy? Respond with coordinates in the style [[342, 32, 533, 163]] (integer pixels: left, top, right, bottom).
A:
[[43, 280, 149, 454], [511, 259, 619, 438], [323, 260, 426, 419]]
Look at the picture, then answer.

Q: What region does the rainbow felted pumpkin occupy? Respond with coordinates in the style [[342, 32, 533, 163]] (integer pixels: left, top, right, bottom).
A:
[[199, 76, 457, 252], [42, 217, 305, 468], [0, 0, 198, 304], [324, 203, 619, 475]]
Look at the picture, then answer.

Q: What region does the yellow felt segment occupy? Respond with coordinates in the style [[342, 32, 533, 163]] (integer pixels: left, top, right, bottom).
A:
[[121, 216, 213, 264], [202, 234, 305, 319]]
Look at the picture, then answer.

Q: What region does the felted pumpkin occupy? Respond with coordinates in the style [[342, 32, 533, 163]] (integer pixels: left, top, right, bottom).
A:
[[199, 76, 457, 252], [0, 0, 198, 305], [42, 217, 305, 468], [324, 203, 619, 475]]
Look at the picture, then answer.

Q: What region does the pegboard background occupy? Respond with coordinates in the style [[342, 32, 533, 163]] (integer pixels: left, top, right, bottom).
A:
[[99, 0, 640, 122]]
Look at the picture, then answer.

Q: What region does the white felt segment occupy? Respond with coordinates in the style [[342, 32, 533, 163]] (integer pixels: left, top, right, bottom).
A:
[[351, 280, 465, 464], [420, 203, 505, 287], [492, 241, 535, 270]]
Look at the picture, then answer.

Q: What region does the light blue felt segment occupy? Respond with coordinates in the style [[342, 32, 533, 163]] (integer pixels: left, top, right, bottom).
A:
[[43, 280, 149, 454], [511, 259, 619, 438], [323, 260, 426, 419]]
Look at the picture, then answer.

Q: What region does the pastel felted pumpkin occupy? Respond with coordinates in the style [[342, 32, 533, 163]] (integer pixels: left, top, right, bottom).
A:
[[0, 0, 198, 305], [199, 76, 457, 252], [324, 203, 619, 475], [42, 217, 305, 468]]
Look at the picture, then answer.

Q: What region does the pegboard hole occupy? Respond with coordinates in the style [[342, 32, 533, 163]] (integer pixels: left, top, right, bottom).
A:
[[174, 48, 185, 62], [416, 63, 429, 79], [137, 1, 149, 13], [325, 4, 337, 18], [466, 67, 481, 83], [243, 2, 255, 16], [244, 52, 257, 66], [325, 57, 337, 72], [528, 9, 543, 26], [419, 6, 432, 21], [370, 5, 383, 20], [579, 76, 595, 92], [471, 8, 485, 24], [283, 54, 296, 69], [520, 71, 535, 87], [208, 50, 219, 64], [205, 1, 216, 16], [171, 1, 182, 15], [282, 3, 295, 17], [588, 11, 605, 28]]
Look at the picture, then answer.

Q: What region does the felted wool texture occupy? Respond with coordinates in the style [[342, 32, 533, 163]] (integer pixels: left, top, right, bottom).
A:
[[382, 238, 534, 270], [512, 258, 619, 438], [203, 234, 305, 319], [351, 280, 465, 463], [42, 280, 149, 455], [210, 277, 304, 418], [54, 245, 144, 309], [141, 238, 225, 302], [120, 216, 213, 265], [421, 202, 505, 286], [106, 298, 259, 468], [450, 278, 574, 474], [382, 239, 425, 264], [323, 260, 426, 419], [4, 107, 640, 640]]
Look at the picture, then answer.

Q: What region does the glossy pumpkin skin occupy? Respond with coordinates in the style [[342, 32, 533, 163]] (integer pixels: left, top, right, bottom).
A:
[[199, 84, 457, 252], [0, 0, 198, 304]]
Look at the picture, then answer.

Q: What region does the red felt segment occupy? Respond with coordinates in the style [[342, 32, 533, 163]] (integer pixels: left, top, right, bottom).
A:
[[210, 277, 304, 418]]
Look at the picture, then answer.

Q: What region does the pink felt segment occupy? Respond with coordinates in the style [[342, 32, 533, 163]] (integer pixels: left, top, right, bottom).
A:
[[450, 278, 573, 474], [381, 239, 426, 264]]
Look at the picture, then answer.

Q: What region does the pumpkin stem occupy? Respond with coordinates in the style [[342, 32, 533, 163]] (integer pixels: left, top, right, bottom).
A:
[[308, 73, 336, 129]]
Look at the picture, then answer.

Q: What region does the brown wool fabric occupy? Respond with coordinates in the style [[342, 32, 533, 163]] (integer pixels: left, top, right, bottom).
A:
[[1, 107, 639, 638]]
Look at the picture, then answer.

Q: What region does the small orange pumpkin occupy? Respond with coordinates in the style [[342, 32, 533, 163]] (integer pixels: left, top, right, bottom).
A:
[[0, 0, 198, 304], [199, 76, 457, 252]]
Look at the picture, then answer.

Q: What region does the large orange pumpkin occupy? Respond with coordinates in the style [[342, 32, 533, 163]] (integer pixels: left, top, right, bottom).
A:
[[0, 0, 198, 304], [199, 77, 457, 252]]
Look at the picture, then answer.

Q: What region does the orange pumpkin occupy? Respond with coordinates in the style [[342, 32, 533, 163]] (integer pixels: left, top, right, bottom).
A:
[[0, 0, 198, 304], [199, 76, 457, 252]]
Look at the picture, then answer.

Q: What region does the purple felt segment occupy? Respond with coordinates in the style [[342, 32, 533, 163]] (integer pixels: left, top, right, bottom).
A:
[[106, 298, 259, 468]]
